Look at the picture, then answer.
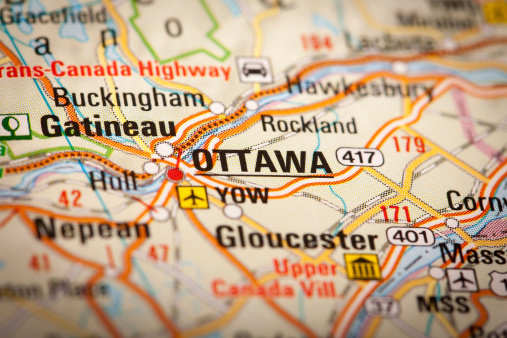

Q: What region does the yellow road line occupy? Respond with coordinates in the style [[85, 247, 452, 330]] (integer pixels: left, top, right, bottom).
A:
[[435, 312, 459, 336], [101, 0, 211, 104], [98, 41, 151, 153], [252, 6, 279, 92], [402, 127, 490, 183], [365, 165, 443, 219], [320, 147, 441, 259], [356, 0, 479, 43], [12, 298, 93, 336], [453, 26, 480, 42], [0, 56, 11, 65], [355, 0, 443, 40], [207, 194, 343, 266], [183, 298, 247, 337]]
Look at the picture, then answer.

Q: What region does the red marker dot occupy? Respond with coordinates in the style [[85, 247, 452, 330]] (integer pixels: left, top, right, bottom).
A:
[[166, 167, 184, 182]]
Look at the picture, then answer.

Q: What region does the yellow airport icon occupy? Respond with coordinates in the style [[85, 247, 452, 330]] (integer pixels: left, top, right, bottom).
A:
[[177, 186, 209, 209], [344, 254, 381, 280]]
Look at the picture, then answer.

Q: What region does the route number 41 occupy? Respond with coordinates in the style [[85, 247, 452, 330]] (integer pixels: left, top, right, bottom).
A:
[[336, 148, 384, 167]]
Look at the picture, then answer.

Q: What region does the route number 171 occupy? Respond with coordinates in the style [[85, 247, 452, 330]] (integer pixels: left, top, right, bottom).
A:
[[336, 148, 384, 167]]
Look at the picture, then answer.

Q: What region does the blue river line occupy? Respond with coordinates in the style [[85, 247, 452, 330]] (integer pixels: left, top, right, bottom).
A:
[[185, 60, 507, 163], [350, 174, 507, 336]]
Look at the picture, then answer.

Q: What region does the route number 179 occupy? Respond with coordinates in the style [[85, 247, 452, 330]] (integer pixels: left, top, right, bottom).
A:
[[336, 148, 384, 167]]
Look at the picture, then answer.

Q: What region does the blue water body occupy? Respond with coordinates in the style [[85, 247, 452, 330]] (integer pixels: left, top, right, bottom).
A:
[[186, 60, 507, 164], [221, 0, 240, 16], [10, 2, 33, 34], [410, 61, 507, 83], [197, 331, 221, 338], [28, 0, 45, 16], [312, 13, 340, 35], [103, 283, 123, 316], [349, 175, 507, 336], [0, 162, 166, 199], [425, 283, 440, 336], [59, 0, 89, 42], [0, 22, 112, 219]]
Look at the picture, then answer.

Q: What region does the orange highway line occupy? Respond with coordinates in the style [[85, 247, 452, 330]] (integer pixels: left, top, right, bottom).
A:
[[17, 210, 122, 337], [0, 39, 149, 159], [331, 164, 507, 336], [114, 181, 180, 337], [173, 37, 507, 153], [0, 208, 18, 228], [5, 151, 152, 178], [184, 207, 318, 338], [330, 245, 407, 336], [459, 290, 495, 338]]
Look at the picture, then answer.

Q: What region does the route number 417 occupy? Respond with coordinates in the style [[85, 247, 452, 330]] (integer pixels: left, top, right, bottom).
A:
[[336, 148, 384, 167]]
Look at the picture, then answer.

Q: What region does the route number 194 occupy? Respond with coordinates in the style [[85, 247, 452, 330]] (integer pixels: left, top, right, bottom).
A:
[[336, 148, 384, 167], [386, 227, 435, 246]]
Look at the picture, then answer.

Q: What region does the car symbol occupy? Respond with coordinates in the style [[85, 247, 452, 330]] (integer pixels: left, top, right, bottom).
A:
[[243, 62, 267, 77]]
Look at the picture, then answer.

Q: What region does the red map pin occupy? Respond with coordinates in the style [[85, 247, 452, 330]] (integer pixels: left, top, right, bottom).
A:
[[166, 150, 184, 182]]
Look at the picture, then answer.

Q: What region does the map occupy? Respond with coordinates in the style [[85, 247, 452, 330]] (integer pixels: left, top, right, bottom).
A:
[[0, 0, 507, 336]]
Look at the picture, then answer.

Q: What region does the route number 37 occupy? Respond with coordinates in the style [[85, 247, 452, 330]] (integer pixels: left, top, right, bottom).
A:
[[365, 297, 400, 318], [336, 148, 384, 167]]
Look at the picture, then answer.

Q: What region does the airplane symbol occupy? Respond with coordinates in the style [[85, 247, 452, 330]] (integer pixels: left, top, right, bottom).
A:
[[446, 268, 478, 292], [183, 189, 204, 205], [452, 272, 475, 288], [177, 186, 209, 209]]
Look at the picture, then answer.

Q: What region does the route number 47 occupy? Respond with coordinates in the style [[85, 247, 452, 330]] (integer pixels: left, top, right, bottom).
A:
[[336, 148, 384, 167]]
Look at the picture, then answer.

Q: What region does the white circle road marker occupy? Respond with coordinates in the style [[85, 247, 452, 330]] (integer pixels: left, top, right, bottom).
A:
[[245, 100, 259, 111], [444, 217, 460, 229], [429, 266, 445, 280], [155, 142, 174, 158], [442, 37, 457, 51], [143, 161, 159, 175], [209, 102, 225, 115], [223, 204, 243, 219], [150, 206, 170, 222], [392, 61, 408, 75], [481, 24, 494, 37], [105, 267, 118, 277]]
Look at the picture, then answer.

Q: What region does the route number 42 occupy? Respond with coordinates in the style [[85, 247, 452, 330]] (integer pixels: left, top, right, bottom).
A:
[[336, 148, 384, 167], [59, 190, 82, 208]]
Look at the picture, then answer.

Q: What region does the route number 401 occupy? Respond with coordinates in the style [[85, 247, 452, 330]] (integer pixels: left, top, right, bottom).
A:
[[386, 227, 435, 246], [336, 148, 384, 167]]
